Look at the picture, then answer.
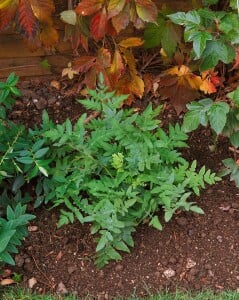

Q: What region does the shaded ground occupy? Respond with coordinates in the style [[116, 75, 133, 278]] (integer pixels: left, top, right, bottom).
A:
[[2, 78, 239, 298]]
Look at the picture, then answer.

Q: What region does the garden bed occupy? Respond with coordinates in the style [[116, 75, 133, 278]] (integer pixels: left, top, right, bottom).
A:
[[1, 77, 239, 299]]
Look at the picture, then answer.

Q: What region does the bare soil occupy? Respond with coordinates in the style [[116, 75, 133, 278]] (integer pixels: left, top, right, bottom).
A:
[[2, 77, 239, 298]]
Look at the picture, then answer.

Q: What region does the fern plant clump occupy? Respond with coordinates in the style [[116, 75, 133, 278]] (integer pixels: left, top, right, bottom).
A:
[[34, 77, 221, 268]]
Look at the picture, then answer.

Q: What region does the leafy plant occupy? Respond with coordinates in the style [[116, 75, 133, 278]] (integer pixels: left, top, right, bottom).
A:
[[168, 7, 238, 71], [0, 74, 47, 268], [34, 76, 220, 267], [0, 203, 35, 265], [182, 86, 239, 187]]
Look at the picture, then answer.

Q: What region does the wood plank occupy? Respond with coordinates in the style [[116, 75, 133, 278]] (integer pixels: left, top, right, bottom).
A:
[[0, 32, 71, 58], [0, 54, 72, 78]]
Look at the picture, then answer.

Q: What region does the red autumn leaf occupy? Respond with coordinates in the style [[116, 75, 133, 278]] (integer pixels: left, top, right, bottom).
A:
[[111, 2, 130, 33], [105, 19, 117, 36], [90, 7, 108, 40], [17, 0, 38, 38], [108, 0, 126, 19], [135, 0, 157, 23], [0, 2, 18, 31], [75, 0, 104, 16], [29, 0, 55, 23], [73, 56, 97, 73]]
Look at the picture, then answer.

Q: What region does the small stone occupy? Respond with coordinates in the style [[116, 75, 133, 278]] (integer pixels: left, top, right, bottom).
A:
[[236, 275, 239, 281], [163, 268, 176, 278], [33, 97, 47, 110], [216, 235, 223, 243], [28, 225, 38, 232], [57, 281, 68, 294], [186, 258, 196, 269], [28, 277, 37, 289], [15, 254, 25, 267], [176, 217, 188, 226], [115, 264, 124, 272]]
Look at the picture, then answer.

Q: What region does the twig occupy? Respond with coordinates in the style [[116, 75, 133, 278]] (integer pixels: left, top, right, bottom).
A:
[[140, 52, 160, 72], [30, 254, 55, 289]]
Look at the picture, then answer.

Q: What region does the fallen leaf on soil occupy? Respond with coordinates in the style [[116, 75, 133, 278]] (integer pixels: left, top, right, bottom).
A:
[[55, 250, 63, 261], [0, 278, 15, 286], [28, 277, 37, 289]]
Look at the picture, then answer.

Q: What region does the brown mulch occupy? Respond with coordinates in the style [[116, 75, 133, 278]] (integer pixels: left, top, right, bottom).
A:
[[2, 77, 239, 298]]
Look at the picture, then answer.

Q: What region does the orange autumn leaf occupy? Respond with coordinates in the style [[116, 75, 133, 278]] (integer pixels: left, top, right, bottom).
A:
[[29, 0, 55, 23], [159, 65, 202, 114], [40, 24, 58, 48], [129, 74, 144, 98], [119, 37, 144, 48], [108, 49, 125, 77], [166, 65, 203, 90], [200, 70, 220, 94]]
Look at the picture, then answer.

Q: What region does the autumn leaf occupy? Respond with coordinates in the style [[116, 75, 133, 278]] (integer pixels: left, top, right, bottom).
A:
[[108, 0, 126, 19], [129, 74, 144, 98], [0, 1, 18, 31], [73, 56, 97, 73], [0, 0, 13, 9], [29, 0, 55, 23], [119, 37, 144, 48], [98, 47, 111, 68], [75, 0, 104, 16], [62, 62, 78, 79], [159, 65, 202, 114], [200, 70, 220, 94], [90, 7, 108, 40], [108, 49, 125, 78], [111, 2, 130, 33], [122, 49, 136, 76], [135, 0, 157, 23], [40, 24, 58, 48], [17, 0, 38, 38]]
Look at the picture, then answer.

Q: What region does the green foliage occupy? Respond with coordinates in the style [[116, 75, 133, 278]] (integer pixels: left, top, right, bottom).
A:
[[0, 203, 35, 265], [183, 87, 239, 187], [168, 8, 238, 70], [144, 12, 181, 57], [182, 99, 230, 135], [0, 74, 45, 268], [33, 80, 220, 268]]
